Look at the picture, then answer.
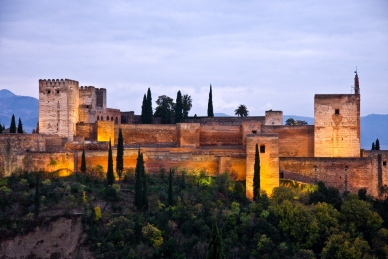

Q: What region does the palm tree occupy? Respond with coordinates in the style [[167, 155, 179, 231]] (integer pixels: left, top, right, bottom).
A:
[[234, 104, 249, 117], [182, 94, 192, 117]]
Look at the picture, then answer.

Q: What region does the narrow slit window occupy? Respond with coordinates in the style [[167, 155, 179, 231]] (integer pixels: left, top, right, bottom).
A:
[[335, 109, 340, 115], [260, 145, 265, 153]]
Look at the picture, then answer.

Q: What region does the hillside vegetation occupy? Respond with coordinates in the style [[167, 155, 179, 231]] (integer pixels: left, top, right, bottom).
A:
[[1, 168, 388, 259]]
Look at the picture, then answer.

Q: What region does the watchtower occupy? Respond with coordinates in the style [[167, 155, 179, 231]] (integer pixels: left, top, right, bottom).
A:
[[314, 73, 360, 157], [39, 79, 79, 140]]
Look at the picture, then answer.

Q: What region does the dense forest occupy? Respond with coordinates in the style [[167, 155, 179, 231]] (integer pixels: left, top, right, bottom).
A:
[[1, 168, 388, 259]]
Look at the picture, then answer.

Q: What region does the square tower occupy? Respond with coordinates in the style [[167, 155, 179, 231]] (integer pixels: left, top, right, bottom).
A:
[[314, 94, 360, 157], [39, 79, 79, 140]]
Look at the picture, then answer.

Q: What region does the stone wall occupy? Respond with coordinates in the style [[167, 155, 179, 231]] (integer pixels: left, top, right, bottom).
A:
[[76, 123, 97, 141], [246, 134, 280, 199], [280, 157, 375, 195], [262, 125, 314, 157], [200, 125, 242, 146], [96, 108, 121, 125], [265, 110, 283, 125], [362, 150, 388, 196], [39, 79, 79, 140], [115, 124, 177, 146], [79, 86, 97, 123], [183, 116, 265, 126], [177, 123, 200, 148], [314, 94, 360, 157]]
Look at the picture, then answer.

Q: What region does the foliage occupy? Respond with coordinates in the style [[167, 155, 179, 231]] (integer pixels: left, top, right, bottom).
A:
[[81, 149, 86, 173], [253, 143, 260, 201], [207, 84, 214, 117], [141, 94, 147, 124], [168, 168, 173, 206], [235, 104, 249, 117], [154, 95, 174, 124], [376, 138, 380, 150], [175, 90, 183, 123], [1, 171, 388, 258], [116, 128, 124, 179], [182, 94, 192, 118], [146, 87, 153, 124], [9, 114, 16, 133], [206, 223, 225, 259], [17, 118, 23, 133], [106, 141, 115, 186], [285, 118, 308, 125]]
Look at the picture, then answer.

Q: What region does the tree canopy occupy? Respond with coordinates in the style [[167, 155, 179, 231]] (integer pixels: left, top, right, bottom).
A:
[[285, 118, 308, 125], [235, 104, 249, 117]]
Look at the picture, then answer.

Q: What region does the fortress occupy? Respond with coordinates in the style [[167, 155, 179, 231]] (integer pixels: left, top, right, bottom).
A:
[[0, 73, 387, 198]]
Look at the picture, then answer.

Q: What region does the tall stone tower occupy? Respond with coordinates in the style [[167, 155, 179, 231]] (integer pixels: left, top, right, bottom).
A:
[[314, 73, 360, 157], [39, 79, 79, 140]]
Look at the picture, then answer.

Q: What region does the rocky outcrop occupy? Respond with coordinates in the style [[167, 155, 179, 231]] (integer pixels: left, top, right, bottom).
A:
[[0, 216, 93, 259]]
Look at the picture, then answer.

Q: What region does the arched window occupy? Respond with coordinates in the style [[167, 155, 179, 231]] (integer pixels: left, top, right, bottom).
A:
[[111, 116, 114, 121], [115, 117, 118, 124], [107, 116, 109, 121], [97, 116, 99, 121]]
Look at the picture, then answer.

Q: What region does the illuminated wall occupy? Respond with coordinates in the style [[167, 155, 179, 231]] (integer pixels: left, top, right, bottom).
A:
[[314, 94, 360, 157], [246, 134, 279, 199], [97, 121, 115, 144]]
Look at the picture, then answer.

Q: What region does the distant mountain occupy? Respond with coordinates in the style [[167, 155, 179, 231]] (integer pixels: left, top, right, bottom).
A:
[[0, 89, 38, 133], [214, 113, 230, 117], [284, 114, 388, 150]]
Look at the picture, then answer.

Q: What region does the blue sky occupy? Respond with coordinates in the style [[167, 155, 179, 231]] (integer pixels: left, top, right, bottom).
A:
[[0, 1, 387, 117]]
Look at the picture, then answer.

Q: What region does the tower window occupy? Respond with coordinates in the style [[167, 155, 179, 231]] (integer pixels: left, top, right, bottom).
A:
[[252, 130, 257, 134], [383, 161, 387, 166], [56, 90, 59, 94], [335, 109, 340, 115], [260, 145, 265, 153], [280, 172, 284, 179], [47, 90, 51, 94]]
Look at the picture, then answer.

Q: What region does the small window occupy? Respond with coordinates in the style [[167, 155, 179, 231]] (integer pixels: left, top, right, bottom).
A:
[[86, 105, 89, 108], [107, 116, 109, 120], [383, 161, 387, 166], [260, 145, 265, 153], [47, 90, 51, 94], [56, 90, 59, 94], [97, 116, 99, 120], [252, 130, 257, 134], [280, 172, 284, 179], [335, 109, 339, 115], [111, 116, 114, 121]]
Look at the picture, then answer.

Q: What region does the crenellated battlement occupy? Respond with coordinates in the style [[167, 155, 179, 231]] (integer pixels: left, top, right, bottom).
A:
[[39, 79, 78, 88]]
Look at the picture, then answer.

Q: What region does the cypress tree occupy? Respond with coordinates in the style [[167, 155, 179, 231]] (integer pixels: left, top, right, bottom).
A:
[[175, 91, 183, 123], [0, 123, 2, 134], [207, 85, 214, 117], [372, 142, 375, 150], [107, 140, 115, 186], [206, 223, 226, 259], [376, 139, 380, 150], [146, 88, 153, 124], [168, 168, 173, 206], [134, 149, 144, 209], [10, 114, 16, 133], [142, 173, 149, 211], [141, 94, 147, 124], [81, 148, 87, 173], [17, 118, 23, 133], [116, 128, 124, 180], [253, 143, 261, 201]]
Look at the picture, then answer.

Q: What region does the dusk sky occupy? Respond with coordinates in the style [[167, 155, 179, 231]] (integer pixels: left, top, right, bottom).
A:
[[0, 1, 387, 117]]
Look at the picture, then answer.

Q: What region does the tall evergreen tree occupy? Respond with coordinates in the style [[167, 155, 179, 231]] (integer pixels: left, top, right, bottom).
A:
[[134, 149, 144, 209], [372, 142, 375, 150], [206, 223, 225, 259], [17, 118, 23, 133], [9, 114, 16, 133], [107, 140, 115, 186], [207, 85, 214, 117], [81, 148, 87, 173], [175, 91, 183, 123], [168, 168, 173, 206], [146, 88, 153, 124], [116, 128, 124, 180], [376, 138, 380, 150], [0, 123, 2, 134], [253, 143, 261, 201], [141, 94, 147, 124], [142, 173, 149, 211]]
